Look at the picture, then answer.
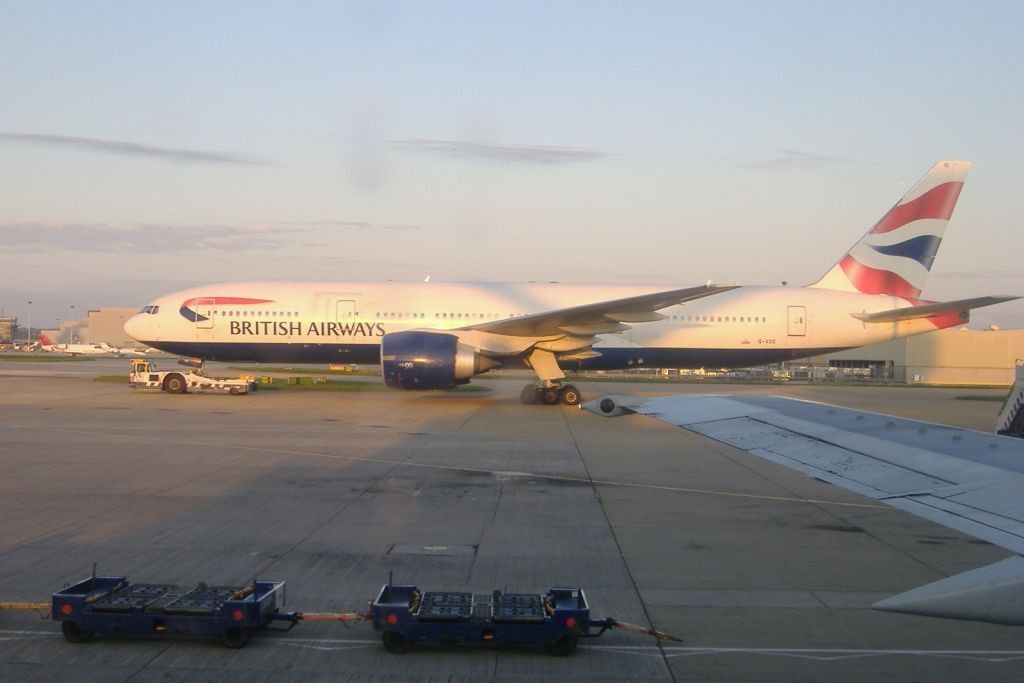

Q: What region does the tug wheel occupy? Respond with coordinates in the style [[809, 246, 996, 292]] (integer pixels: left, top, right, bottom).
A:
[[545, 635, 577, 656], [61, 621, 95, 644], [221, 627, 250, 649], [164, 374, 187, 394], [382, 631, 414, 654]]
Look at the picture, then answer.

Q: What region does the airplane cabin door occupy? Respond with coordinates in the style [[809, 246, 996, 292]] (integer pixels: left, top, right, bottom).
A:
[[194, 298, 215, 330], [787, 306, 806, 336], [336, 299, 356, 322]]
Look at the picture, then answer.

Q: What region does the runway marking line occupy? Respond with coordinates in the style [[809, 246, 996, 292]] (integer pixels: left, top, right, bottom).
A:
[[2, 629, 1020, 662]]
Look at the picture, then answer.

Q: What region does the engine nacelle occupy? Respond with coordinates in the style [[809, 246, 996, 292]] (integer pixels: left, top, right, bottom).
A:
[[381, 330, 497, 390]]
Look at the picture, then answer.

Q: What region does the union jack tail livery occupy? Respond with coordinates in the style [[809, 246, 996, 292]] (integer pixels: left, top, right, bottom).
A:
[[809, 160, 970, 298]]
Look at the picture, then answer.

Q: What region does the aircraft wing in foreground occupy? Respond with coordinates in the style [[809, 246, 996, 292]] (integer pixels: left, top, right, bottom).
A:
[[583, 393, 1024, 626]]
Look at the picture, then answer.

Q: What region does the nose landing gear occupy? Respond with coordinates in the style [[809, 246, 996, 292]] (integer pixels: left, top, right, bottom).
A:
[[520, 383, 581, 406]]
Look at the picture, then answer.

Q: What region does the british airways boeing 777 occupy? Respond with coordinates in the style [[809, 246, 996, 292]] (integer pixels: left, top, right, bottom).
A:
[[123, 161, 1016, 405]]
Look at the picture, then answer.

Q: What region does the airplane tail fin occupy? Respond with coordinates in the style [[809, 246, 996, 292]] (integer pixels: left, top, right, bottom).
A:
[[808, 161, 971, 298], [39, 332, 54, 347]]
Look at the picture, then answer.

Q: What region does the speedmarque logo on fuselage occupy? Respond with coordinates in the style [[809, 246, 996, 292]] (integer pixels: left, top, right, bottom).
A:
[[179, 297, 275, 322]]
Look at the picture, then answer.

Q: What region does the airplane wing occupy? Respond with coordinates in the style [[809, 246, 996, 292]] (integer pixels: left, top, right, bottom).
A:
[[852, 295, 1019, 323], [582, 393, 1024, 625], [462, 284, 738, 338]]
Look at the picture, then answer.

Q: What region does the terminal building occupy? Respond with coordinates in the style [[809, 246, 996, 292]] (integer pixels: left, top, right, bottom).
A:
[[57, 308, 140, 348], [0, 316, 16, 344], [807, 327, 1024, 385]]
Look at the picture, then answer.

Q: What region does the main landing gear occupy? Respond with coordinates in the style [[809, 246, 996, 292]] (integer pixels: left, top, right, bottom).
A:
[[521, 383, 581, 406]]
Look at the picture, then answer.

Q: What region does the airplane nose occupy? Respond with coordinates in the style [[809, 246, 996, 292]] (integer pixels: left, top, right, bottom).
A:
[[123, 313, 144, 341]]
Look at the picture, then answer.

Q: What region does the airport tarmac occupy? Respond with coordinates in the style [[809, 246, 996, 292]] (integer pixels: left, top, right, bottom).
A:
[[1, 358, 1023, 681]]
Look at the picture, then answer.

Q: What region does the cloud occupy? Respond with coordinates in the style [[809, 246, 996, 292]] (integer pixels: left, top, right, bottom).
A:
[[0, 221, 312, 253], [0, 132, 267, 165], [283, 220, 422, 232], [738, 149, 853, 171], [314, 255, 426, 268], [389, 138, 608, 165]]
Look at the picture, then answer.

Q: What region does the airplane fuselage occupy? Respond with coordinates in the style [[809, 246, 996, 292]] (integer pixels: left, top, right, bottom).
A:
[[124, 280, 953, 369]]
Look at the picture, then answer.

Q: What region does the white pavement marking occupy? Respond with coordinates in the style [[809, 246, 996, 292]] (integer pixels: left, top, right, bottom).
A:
[[2, 629, 1022, 663]]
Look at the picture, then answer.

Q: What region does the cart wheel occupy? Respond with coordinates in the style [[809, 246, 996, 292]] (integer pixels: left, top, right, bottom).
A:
[[61, 620, 95, 644], [382, 631, 414, 654], [229, 387, 240, 395], [545, 636, 577, 656], [164, 374, 187, 394], [221, 627, 250, 649]]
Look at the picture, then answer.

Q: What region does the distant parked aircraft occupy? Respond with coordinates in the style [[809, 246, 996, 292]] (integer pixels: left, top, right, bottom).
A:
[[38, 333, 108, 356], [97, 342, 145, 357]]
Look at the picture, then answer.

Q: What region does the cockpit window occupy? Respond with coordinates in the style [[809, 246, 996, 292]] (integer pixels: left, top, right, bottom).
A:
[[140, 305, 160, 314]]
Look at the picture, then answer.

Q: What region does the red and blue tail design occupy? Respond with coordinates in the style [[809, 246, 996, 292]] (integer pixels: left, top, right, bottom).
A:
[[810, 161, 970, 298]]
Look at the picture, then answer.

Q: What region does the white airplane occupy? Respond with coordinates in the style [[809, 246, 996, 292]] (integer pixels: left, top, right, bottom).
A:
[[123, 161, 1016, 405], [38, 333, 109, 356], [582, 390, 1024, 626], [97, 342, 146, 357]]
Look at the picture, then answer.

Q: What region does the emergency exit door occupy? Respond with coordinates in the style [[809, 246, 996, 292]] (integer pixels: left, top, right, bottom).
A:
[[335, 299, 356, 321], [787, 306, 806, 336]]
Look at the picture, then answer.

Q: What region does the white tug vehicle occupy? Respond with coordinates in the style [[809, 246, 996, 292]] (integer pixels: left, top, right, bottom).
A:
[[129, 357, 252, 395]]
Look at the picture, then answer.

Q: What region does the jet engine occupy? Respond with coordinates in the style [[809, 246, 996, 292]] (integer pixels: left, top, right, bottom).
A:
[[380, 331, 498, 390]]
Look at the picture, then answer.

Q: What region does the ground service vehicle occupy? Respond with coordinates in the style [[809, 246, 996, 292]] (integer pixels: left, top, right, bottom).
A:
[[128, 358, 251, 395]]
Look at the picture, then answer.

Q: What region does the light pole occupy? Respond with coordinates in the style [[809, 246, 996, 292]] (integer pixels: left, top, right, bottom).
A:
[[69, 305, 75, 344], [26, 301, 32, 348]]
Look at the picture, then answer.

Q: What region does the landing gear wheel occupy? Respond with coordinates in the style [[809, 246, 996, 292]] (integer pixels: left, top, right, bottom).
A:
[[558, 384, 580, 406], [520, 384, 540, 404], [545, 635, 577, 656], [61, 621, 94, 644], [382, 631, 414, 654], [221, 627, 250, 649], [542, 388, 560, 405], [164, 374, 187, 394]]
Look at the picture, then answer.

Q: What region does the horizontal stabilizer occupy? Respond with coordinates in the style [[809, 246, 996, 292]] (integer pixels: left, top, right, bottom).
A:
[[852, 295, 1020, 323]]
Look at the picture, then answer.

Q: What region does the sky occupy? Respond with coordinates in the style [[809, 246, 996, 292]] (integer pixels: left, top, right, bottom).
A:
[[2, 1, 1023, 330]]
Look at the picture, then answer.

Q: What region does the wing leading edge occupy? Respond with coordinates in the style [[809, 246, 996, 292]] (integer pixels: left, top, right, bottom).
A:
[[582, 393, 1024, 625], [462, 284, 738, 338]]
